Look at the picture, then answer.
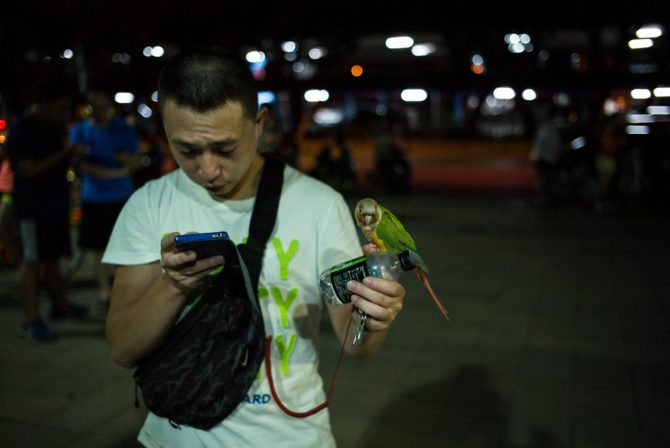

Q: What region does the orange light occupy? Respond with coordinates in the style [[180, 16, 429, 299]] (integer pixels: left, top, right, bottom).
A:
[[0, 134, 6, 144], [471, 64, 485, 75], [350, 65, 363, 77], [615, 96, 627, 109], [0, 119, 6, 130]]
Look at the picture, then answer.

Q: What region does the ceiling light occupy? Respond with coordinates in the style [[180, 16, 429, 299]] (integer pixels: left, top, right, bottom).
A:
[[385, 36, 414, 49], [114, 92, 134, 104], [631, 89, 651, 99], [400, 89, 427, 102], [493, 87, 515, 100], [636, 25, 663, 39], [628, 39, 653, 49], [411, 43, 436, 56]]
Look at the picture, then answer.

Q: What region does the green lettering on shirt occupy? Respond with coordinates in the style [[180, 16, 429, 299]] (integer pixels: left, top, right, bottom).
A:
[[274, 334, 297, 376], [271, 286, 298, 328], [258, 287, 269, 300], [272, 238, 298, 280]]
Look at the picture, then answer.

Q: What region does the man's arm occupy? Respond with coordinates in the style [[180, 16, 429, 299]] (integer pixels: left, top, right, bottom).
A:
[[114, 150, 143, 173], [16, 143, 87, 178], [79, 161, 130, 179], [105, 233, 224, 369], [326, 244, 406, 358]]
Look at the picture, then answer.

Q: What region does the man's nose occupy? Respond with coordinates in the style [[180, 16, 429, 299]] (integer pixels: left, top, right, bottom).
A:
[[198, 152, 223, 182]]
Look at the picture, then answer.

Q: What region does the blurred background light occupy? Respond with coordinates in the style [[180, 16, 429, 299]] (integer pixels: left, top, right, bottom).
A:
[[313, 107, 344, 125], [137, 103, 152, 118], [411, 43, 436, 56], [626, 113, 655, 123], [151, 46, 164, 57], [400, 88, 428, 102], [281, 41, 297, 52], [245, 50, 266, 64], [493, 87, 516, 100], [521, 89, 537, 101], [631, 89, 651, 99], [308, 47, 327, 60], [385, 36, 414, 49], [114, 92, 134, 104], [647, 105, 670, 115], [628, 38, 653, 49], [304, 89, 329, 102], [626, 125, 650, 135], [636, 25, 664, 39], [570, 136, 586, 150], [258, 91, 276, 105]]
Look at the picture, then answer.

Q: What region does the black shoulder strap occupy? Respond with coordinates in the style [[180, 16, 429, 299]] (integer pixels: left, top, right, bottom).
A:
[[237, 155, 285, 289]]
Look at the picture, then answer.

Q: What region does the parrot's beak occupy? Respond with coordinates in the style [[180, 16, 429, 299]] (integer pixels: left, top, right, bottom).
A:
[[364, 215, 372, 225]]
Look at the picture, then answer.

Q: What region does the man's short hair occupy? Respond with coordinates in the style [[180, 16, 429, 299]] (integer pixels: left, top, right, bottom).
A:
[[157, 47, 258, 120]]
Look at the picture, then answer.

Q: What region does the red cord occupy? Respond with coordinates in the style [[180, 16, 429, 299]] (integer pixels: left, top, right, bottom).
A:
[[265, 317, 352, 418]]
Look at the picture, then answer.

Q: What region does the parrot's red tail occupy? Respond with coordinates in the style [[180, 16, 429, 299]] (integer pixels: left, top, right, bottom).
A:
[[414, 268, 450, 321]]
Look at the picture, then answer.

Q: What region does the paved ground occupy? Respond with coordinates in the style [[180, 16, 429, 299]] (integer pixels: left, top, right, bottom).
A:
[[1, 191, 669, 448]]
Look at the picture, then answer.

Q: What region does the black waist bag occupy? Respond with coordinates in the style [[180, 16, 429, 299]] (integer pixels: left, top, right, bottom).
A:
[[133, 156, 284, 430]]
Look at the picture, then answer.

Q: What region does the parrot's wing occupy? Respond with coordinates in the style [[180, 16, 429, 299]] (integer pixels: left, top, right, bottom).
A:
[[377, 206, 417, 252], [408, 249, 430, 274]]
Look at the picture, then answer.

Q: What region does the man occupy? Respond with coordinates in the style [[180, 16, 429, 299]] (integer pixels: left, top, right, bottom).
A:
[[530, 103, 565, 206], [6, 79, 89, 342], [69, 88, 140, 317], [103, 48, 406, 447]]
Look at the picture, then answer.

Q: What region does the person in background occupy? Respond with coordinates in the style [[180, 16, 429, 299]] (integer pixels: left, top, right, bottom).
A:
[[0, 148, 22, 266], [6, 79, 90, 342], [593, 113, 630, 212], [372, 122, 412, 194], [0, 101, 21, 266], [133, 123, 167, 189], [311, 130, 357, 193], [256, 103, 297, 166], [69, 87, 141, 318], [530, 103, 565, 206]]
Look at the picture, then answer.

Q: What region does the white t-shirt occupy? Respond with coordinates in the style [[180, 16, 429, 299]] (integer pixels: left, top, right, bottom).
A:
[[103, 164, 362, 448]]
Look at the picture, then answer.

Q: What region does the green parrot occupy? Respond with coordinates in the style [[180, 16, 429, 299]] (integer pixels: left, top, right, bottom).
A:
[[354, 197, 449, 321]]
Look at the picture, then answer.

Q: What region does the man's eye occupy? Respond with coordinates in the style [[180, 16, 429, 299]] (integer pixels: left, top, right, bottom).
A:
[[216, 148, 235, 156], [180, 151, 197, 158]]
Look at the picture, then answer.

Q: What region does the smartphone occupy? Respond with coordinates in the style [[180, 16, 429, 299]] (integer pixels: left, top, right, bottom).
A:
[[174, 231, 238, 264]]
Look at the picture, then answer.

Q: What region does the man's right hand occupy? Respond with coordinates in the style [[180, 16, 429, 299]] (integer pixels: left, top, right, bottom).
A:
[[159, 232, 225, 296], [107, 234, 223, 368]]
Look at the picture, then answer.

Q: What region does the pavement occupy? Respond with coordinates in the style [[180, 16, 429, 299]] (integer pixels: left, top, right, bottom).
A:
[[1, 190, 669, 448]]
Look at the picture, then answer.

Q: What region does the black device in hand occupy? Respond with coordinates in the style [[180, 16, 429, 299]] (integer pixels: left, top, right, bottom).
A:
[[174, 231, 238, 266]]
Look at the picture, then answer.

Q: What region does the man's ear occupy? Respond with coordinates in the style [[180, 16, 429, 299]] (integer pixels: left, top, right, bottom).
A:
[[255, 107, 267, 137]]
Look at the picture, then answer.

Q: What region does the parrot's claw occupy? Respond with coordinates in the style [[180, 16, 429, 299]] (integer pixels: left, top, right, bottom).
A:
[[352, 311, 367, 345]]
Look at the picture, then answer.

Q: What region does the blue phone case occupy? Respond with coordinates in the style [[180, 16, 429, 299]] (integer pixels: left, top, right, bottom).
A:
[[174, 231, 237, 261]]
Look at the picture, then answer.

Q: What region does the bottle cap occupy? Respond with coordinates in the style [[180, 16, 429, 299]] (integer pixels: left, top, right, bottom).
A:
[[398, 250, 416, 271]]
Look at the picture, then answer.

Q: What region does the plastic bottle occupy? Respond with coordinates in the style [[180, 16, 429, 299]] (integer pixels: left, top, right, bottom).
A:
[[320, 250, 416, 306]]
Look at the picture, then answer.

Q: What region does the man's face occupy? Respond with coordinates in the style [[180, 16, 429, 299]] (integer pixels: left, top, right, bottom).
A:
[[162, 99, 265, 200]]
